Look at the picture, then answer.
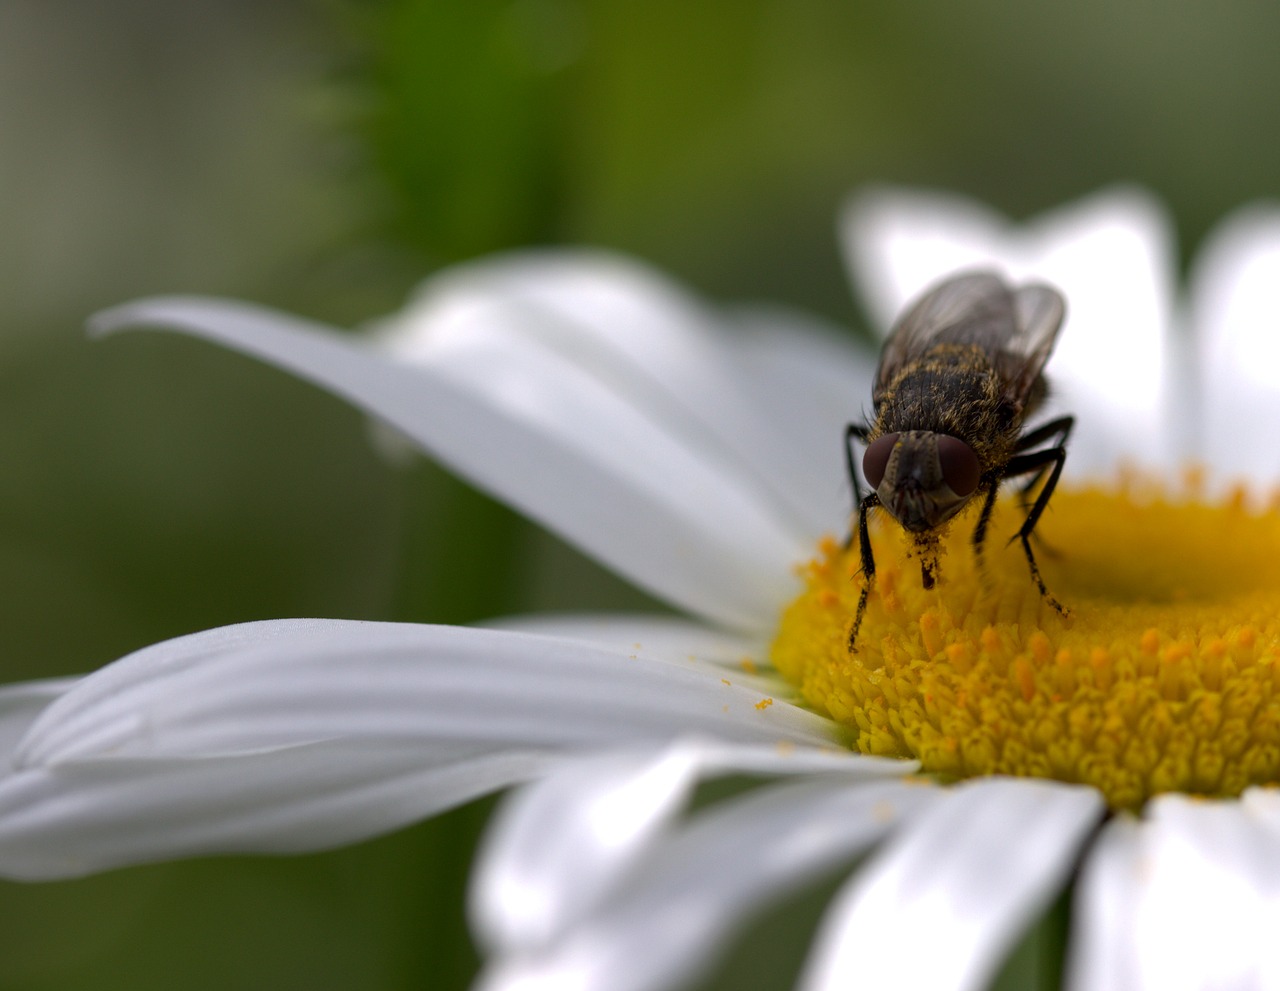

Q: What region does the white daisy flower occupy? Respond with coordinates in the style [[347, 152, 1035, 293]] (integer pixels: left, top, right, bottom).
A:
[[1, 187, 1279, 990]]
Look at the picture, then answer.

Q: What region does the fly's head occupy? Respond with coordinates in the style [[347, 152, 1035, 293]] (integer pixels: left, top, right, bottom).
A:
[[863, 430, 981, 533]]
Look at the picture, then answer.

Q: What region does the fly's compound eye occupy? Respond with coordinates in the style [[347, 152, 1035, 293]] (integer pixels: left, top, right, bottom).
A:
[[862, 432, 899, 489], [936, 435, 980, 496]]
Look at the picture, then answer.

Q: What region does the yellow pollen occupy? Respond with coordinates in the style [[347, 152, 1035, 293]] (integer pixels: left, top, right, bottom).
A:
[[771, 480, 1280, 809]]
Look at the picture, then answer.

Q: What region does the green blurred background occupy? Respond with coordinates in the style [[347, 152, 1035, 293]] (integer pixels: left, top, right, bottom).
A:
[[3, 1, 1279, 987]]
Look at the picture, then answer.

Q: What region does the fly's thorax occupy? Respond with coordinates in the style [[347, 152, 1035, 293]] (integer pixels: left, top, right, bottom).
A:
[[874, 346, 1021, 450], [864, 430, 981, 533]]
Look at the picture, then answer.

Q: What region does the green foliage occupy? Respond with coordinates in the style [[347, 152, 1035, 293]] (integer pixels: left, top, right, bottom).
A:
[[340, 0, 575, 263]]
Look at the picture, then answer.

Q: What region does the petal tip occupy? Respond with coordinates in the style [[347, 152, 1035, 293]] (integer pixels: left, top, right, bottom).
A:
[[85, 296, 211, 340], [85, 303, 134, 339]]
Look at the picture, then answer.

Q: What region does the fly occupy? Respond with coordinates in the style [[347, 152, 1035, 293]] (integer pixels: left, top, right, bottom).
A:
[[846, 270, 1073, 651]]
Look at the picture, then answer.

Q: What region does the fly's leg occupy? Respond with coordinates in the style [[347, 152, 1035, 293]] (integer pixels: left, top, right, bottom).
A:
[[847, 491, 881, 652], [1013, 415, 1075, 454], [1012, 417, 1074, 557], [969, 480, 1001, 579], [843, 423, 872, 549], [1001, 446, 1070, 617], [845, 422, 879, 650]]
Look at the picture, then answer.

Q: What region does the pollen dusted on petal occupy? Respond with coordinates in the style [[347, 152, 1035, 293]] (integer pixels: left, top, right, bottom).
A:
[[771, 481, 1280, 809]]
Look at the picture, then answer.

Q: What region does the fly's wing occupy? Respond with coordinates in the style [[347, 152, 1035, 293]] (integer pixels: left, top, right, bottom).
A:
[[873, 271, 1013, 404], [1004, 283, 1066, 409], [872, 270, 1065, 411]]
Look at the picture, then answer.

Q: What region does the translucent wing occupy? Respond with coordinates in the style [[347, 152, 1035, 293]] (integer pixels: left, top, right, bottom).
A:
[[872, 270, 1065, 409]]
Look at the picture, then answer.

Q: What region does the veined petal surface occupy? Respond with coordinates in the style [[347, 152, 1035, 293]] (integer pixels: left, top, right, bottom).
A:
[[0, 740, 553, 880], [727, 304, 878, 537], [0, 620, 837, 879], [471, 739, 911, 955], [373, 251, 843, 539], [476, 775, 938, 991], [480, 613, 781, 694], [18, 620, 835, 766], [800, 777, 1104, 991], [1069, 794, 1280, 991], [1189, 204, 1280, 487], [90, 299, 805, 632], [0, 677, 77, 760]]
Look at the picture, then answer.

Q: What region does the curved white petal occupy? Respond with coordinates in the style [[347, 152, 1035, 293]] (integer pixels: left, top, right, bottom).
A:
[[89, 298, 805, 632], [842, 186, 1177, 476], [0, 620, 839, 878], [728, 305, 879, 538], [471, 738, 913, 955], [480, 613, 761, 665], [479, 613, 782, 694], [0, 677, 77, 759], [0, 742, 552, 880], [1188, 203, 1280, 488], [1069, 794, 1280, 991], [800, 777, 1104, 991], [19, 620, 837, 768], [1241, 785, 1280, 832], [1064, 814, 1141, 991], [374, 250, 831, 539], [475, 775, 939, 991]]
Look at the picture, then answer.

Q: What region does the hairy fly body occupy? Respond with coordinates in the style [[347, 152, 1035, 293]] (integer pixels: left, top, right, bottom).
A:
[[846, 270, 1073, 651]]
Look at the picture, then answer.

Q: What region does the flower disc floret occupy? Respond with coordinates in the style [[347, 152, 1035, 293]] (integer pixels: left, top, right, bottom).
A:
[[772, 479, 1280, 809]]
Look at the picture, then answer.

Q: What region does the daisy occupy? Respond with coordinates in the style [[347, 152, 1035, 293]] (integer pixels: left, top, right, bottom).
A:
[[1, 186, 1279, 990]]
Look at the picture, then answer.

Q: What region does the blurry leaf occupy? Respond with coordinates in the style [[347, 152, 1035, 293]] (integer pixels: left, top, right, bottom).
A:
[[339, 0, 578, 263]]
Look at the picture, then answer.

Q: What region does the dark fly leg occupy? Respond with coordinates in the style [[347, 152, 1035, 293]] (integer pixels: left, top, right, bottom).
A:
[[843, 423, 872, 549], [847, 491, 881, 652], [1012, 416, 1075, 506], [1001, 445, 1070, 617], [969, 479, 1001, 575], [1014, 415, 1075, 452], [1011, 416, 1074, 557]]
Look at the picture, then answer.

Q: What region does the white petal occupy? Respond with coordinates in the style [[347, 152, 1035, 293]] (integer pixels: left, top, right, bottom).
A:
[[480, 613, 761, 665], [844, 187, 1020, 332], [476, 775, 939, 991], [800, 777, 1104, 991], [0, 677, 76, 760], [1064, 814, 1141, 991], [1241, 784, 1280, 833], [0, 619, 838, 878], [471, 738, 914, 954], [1069, 794, 1280, 991], [20, 620, 837, 767], [89, 298, 805, 632], [728, 304, 879, 539], [374, 250, 828, 539], [0, 741, 552, 880], [479, 613, 782, 693], [1188, 204, 1280, 487], [842, 186, 1177, 476]]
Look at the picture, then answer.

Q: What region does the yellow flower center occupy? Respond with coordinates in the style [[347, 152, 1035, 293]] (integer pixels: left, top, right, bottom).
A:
[[771, 476, 1280, 809]]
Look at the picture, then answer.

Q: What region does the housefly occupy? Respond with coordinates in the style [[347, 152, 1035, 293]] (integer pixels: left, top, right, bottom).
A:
[[846, 270, 1073, 651]]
